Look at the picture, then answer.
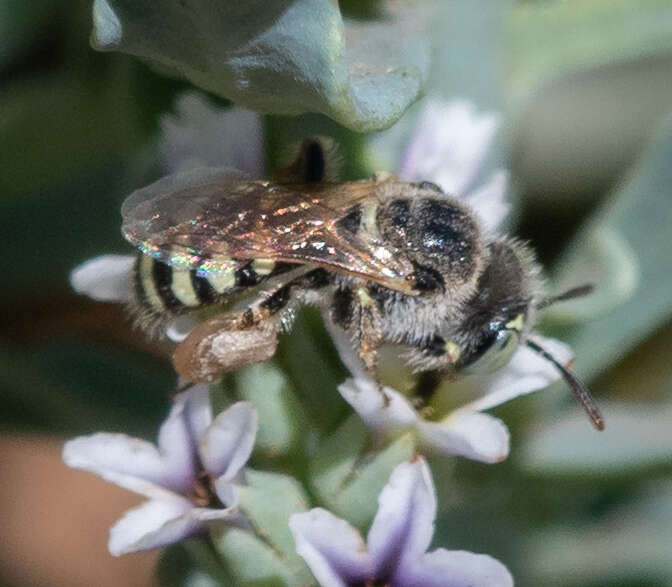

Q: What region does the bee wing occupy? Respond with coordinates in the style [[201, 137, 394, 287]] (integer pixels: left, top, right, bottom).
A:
[[121, 167, 417, 294]]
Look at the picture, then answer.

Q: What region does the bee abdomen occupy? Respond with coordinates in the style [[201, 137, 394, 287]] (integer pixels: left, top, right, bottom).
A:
[[131, 254, 291, 335]]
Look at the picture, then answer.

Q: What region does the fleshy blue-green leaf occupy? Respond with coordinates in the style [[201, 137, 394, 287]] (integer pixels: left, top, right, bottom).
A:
[[506, 0, 672, 106], [235, 363, 306, 458], [213, 527, 300, 587], [524, 479, 672, 585], [521, 401, 672, 477], [309, 414, 369, 504], [91, 0, 429, 131], [543, 225, 639, 325], [549, 118, 672, 379], [313, 432, 416, 529], [231, 470, 312, 583]]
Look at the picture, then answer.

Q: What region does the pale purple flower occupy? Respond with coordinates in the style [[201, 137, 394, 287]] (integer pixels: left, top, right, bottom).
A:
[[160, 92, 264, 176], [62, 385, 257, 555], [70, 93, 264, 341], [327, 98, 572, 463], [333, 327, 572, 463], [398, 98, 509, 233], [290, 456, 513, 587]]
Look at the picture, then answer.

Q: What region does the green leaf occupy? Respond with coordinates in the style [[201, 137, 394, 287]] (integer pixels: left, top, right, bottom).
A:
[[543, 225, 639, 325], [309, 415, 369, 504], [329, 434, 415, 529], [213, 528, 299, 587], [507, 0, 672, 106], [520, 401, 672, 477], [91, 0, 429, 131], [548, 118, 672, 379], [235, 363, 306, 459], [524, 480, 672, 585], [233, 470, 312, 583]]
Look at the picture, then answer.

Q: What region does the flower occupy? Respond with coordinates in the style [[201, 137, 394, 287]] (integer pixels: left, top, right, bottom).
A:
[[398, 98, 509, 234], [290, 456, 513, 587], [330, 98, 574, 463], [62, 385, 258, 555], [336, 335, 572, 463], [70, 93, 264, 342]]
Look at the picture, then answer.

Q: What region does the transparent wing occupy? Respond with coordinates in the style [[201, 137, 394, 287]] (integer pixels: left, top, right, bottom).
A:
[[121, 167, 416, 293]]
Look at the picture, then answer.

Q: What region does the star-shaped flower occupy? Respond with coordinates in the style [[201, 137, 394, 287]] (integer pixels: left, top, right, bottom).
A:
[[336, 334, 572, 463], [70, 93, 264, 342], [62, 385, 257, 555], [330, 98, 575, 463], [397, 98, 509, 234], [290, 456, 513, 587]]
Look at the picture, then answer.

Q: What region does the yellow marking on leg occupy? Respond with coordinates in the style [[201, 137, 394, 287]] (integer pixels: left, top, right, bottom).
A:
[[444, 341, 461, 363], [505, 313, 524, 332], [361, 199, 380, 239], [139, 256, 164, 310], [251, 258, 276, 276], [356, 287, 374, 308], [171, 270, 200, 307]]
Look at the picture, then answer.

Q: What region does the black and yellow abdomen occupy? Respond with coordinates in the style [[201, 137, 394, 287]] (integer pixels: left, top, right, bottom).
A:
[[131, 253, 291, 335]]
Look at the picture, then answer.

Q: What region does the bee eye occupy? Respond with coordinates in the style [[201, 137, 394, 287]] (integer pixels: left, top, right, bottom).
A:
[[462, 328, 520, 375]]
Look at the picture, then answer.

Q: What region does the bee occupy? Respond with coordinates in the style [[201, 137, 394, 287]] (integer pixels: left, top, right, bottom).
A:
[[122, 138, 604, 430]]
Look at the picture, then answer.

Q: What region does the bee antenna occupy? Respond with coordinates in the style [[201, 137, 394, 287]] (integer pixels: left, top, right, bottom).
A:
[[525, 339, 605, 430], [536, 283, 595, 310]]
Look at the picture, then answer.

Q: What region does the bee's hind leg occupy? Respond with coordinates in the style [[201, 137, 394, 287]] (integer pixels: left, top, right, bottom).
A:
[[273, 137, 341, 184], [172, 308, 281, 383]]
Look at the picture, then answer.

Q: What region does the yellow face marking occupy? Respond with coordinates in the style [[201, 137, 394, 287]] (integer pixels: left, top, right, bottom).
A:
[[139, 255, 164, 310], [444, 341, 461, 363], [171, 270, 200, 307], [251, 258, 276, 276], [505, 313, 525, 332]]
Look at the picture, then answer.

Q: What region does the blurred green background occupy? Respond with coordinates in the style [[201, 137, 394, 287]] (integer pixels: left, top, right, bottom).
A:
[[1, 1, 672, 586]]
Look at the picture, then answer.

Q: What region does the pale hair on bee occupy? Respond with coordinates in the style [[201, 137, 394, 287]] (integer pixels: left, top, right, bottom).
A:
[[122, 138, 604, 430]]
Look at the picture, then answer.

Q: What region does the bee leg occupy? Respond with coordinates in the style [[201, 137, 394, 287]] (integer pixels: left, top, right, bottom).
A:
[[172, 308, 281, 383], [273, 137, 340, 183], [352, 286, 394, 407], [173, 277, 300, 383]]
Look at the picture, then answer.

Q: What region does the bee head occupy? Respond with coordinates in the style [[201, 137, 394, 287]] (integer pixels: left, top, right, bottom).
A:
[[449, 239, 603, 429], [453, 239, 537, 375]]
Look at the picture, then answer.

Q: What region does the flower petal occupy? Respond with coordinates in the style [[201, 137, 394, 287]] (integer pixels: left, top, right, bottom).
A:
[[109, 498, 238, 556], [63, 434, 185, 500], [290, 509, 373, 586], [464, 170, 510, 233], [418, 412, 510, 463], [70, 254, 134, 302], [338, 377, 418, 440], [160, 93, 264, 176], [63, 389, 209, 497], [396, 548, 513, 587], [154, 388, 210, 491], [108, 497, 192, 556], [367, 458, 436, 578], [461, 335, 572, 413], [181, 384, 213, 444], [398, 99, 498, 196], [200, 402, 257, 480]]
